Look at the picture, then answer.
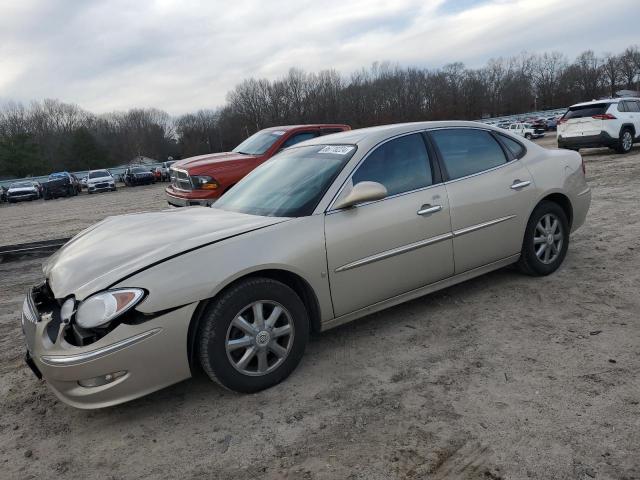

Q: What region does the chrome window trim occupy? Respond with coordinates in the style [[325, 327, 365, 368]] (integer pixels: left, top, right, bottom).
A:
[[326, 182, 443, 215], [325, 129, 435, 213], [40, 328, 162, 366], [325, 126, 521, 213]]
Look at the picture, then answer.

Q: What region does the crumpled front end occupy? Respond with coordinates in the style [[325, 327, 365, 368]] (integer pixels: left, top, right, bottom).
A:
[[21, 283, 197, 409]]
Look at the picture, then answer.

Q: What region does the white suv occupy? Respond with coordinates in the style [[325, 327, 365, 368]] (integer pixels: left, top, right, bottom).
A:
[[557, 98, 640, 153], [506, 122, 544, 140]]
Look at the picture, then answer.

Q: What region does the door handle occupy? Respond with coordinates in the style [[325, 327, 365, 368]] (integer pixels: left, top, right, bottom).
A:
[[417, 204, 442, 216], [511, 180, 531, 190]]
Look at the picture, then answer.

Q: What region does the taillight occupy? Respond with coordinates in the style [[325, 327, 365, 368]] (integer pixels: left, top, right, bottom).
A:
[[592, 113, 616, 120], [581, 156, 586, 175]]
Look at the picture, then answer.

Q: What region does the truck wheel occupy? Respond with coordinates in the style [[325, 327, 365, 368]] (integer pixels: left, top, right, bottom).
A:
[[616, 128, 634, 154], [525, 133, 532, 140]]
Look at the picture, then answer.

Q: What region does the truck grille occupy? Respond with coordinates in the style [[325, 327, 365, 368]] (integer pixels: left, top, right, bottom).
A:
[[171, 168, 192, 191]]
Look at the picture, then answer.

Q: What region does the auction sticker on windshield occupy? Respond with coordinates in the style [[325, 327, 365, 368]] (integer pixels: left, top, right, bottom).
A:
[[318, 145, 355, 155]]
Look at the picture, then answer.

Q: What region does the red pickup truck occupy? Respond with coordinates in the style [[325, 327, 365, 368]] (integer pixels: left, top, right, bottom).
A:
[[165, 124, 351, 207]]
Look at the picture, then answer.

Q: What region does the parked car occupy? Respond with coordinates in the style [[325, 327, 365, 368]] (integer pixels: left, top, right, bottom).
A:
[[507, 123, 544, 140], [160, 160, 177, 181], [0, 185, 8, 202], [21, 121, 591, 408], [151, 167, 162, 182], [123, 166, 155, 186], [557, 97, 640, 153], [86, 169, 117, 194], [42, 172, 79, 200], [546, 117, 559, 131], [80, 175, 88, 190], [165, 124, 351, 207], [6, 181, 40, 202]]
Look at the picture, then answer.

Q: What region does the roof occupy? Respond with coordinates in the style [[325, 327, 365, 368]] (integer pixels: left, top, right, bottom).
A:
[[294, 120, 511, 152], [261, 124, 350, 132], [569, 97, 640, 108]]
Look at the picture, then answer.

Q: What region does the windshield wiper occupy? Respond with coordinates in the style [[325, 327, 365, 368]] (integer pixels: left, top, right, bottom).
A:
[[235, 151, 252, 155]]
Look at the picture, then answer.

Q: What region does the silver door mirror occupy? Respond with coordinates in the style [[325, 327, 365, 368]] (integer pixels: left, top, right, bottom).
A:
[[333, 181, 387, 210]]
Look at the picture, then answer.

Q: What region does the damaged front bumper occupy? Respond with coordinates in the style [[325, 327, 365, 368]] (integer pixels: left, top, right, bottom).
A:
[[21, 285, 197, 409]]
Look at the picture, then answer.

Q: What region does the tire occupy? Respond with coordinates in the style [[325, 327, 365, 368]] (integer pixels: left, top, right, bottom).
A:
[[517, 201, 569, 276], [616, 128, 634, 154], [197, 277, 309, 393], [525, 133, 532, 140]]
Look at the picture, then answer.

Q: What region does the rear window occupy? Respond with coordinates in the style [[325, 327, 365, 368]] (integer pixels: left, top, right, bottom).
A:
[[497, 134, 526, 159], [564, 103, 610, 120]]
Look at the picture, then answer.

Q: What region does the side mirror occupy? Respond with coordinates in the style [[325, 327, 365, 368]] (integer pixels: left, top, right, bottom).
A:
[[333, 181, 387, 210]]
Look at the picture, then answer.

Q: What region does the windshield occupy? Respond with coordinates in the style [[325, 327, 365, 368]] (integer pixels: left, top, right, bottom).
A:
[[232, 130, 286, 155], [10, 182, 34, 188], [131, 167, 147, 174], [48, 173, 67, 180], [564, 103, 610, 120], [89, 170, 110, 179], [215, 144, 357, 217]]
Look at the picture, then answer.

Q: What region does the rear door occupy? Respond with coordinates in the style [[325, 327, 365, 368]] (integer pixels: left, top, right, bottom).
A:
[[429, 128, 536, 273], [325, 132, 454, 316], [622, 100, 640, 139]]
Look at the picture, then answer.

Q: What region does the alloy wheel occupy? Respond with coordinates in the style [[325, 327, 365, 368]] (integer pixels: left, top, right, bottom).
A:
[[225, 301, 294, 376], [534, 213, 563, 264], [622, 131, 633, 152]]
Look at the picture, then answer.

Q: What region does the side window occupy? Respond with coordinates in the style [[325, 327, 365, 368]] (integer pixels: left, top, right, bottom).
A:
[[281, 131, 318, 149], [497, 133, 526, 159], [627, 101, 640, 113], [430, 129, 508, 181], [618, 102, 628, 112], [352, 133, 432, 196]]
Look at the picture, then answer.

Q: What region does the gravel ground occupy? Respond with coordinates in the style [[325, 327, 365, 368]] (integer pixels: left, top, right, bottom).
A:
[[0, 183, 168, 246], [1, 137, 639, 479]]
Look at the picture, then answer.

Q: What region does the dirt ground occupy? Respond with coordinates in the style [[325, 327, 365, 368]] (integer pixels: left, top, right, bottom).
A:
[[1, 137, 639, 479]]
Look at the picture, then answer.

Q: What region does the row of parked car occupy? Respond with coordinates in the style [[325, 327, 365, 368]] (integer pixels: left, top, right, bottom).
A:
[[0, 161, 178, 204]]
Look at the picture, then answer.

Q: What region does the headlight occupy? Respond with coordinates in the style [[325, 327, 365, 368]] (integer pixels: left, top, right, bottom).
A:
[[191, 175, 219, 190], [75, 288, 145, 329]]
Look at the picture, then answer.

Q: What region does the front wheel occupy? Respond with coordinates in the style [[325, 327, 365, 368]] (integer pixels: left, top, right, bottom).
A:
[[197, 277, 309, 393], [525, 133, 532, 140], [517, 201, 569, 276]]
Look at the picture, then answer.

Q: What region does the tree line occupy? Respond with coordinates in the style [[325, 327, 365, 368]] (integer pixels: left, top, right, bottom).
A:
[[1, 46, 639, 178]]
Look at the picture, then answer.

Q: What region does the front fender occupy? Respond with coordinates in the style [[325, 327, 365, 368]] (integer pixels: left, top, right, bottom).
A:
[[112, 215, 334, 322]]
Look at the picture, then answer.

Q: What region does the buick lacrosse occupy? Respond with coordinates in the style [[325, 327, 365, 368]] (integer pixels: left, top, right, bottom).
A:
[[21, 121, 591, 408]]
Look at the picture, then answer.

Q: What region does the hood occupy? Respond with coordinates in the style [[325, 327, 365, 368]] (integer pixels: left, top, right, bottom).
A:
[[174, 152, 258, 174], [44, 207, 288, 300], [88, 176, 112, 183]]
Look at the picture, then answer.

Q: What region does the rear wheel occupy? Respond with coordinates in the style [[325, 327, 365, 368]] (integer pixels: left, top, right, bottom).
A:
[[197, 277, 309, 393], [517, 201, 569, 276], [616, 128, 634, 154]]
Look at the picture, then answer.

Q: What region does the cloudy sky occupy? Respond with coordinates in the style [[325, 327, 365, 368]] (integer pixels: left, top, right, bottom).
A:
[[0, 0, 637, 115]]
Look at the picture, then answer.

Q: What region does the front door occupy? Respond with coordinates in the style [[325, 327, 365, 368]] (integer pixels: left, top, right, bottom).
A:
[[325, 132, 455, 317]]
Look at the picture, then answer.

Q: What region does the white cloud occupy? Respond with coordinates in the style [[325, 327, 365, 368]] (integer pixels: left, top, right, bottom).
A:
[[0, 0, 636, 114]]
